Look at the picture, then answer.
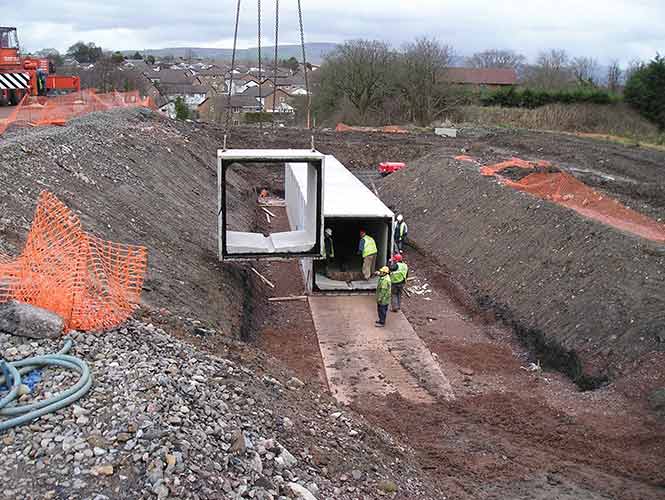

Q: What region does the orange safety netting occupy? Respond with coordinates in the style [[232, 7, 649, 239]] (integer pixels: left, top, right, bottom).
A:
[[0, 191, 148, 331], [0, 89, 155, 135], [482, 158, 665, 243], [335, 122, 408, 134]]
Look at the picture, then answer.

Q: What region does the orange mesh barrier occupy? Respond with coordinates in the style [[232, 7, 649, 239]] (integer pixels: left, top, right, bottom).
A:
[[0, 191, 148, 331], [482, 158, 665, 243], [335, 122, 408, 134], [0, 89, 155, 135], [454, 155, 478, 162]]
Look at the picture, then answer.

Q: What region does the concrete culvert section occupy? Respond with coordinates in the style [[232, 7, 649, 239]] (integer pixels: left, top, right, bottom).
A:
[[289, 155, 394, 293]]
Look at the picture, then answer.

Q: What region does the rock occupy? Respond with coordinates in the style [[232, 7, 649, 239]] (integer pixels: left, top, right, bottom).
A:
[[285, 482, 317, 500], [152, 480, 169, 499], [93, 447, 107, 457], [459, 367, 474, 376], [286, 377, 305, 390], [91, 464, 114, 476], [378, 479, 398, 493], [275, 445, 297, 469], [230, 430, 251, 454], [648, 388, 665, 412], [0, 301, 64, 339], [165, 454, 177, 467], [306, 482, 320, 497], [352, 469, 362, 480]]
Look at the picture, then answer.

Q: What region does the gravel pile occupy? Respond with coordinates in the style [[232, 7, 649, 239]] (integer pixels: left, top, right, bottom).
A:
[[0, 321, 442, 499]]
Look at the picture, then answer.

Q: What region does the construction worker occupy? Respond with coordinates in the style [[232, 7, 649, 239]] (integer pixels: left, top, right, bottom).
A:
[[324, 228, 335, 268], [389, 254, 408, 312], [394, 214, 408, 254], [358, 229, 378, 280], [375, 266, 391, 327]]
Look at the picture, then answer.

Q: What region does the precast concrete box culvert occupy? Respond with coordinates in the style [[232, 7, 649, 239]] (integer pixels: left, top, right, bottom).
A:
[[218, 149, 325, 260]]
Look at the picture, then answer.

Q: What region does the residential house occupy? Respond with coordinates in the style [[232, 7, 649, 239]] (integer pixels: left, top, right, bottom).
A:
[[198, 94, 262, 125], [443, 68, 518, 89], [194, 65, 226, 95], [144, 68, 208, 114]]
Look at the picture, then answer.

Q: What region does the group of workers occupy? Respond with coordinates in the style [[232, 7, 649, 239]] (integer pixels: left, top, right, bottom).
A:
[[323, 214, 410, 328]]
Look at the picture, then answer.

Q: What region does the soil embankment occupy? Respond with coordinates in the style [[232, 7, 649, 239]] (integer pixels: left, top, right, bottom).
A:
[[0, 108, 255, 336], [379, 150, 665, 388]]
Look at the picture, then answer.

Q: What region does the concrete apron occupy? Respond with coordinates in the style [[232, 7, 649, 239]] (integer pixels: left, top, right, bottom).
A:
[[309, 295, 454, 405]]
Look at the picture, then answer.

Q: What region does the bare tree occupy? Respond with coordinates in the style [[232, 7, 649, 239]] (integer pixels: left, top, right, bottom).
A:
[[467, 49, 526, 70], [319, 40, 395, 121], [399, 37, 454, 125], [523, 49, 573, 90], [607, 59, 622, 93], [624, 58, 643, 84], [570, 56, 599, 85]]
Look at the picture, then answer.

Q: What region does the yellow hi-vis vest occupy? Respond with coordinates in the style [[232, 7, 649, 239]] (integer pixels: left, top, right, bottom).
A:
[[362, 235, 377, 258], [391, 262, 408, 284]]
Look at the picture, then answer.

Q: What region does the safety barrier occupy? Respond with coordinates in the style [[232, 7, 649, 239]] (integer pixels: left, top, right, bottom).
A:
[[481, 158, 665, 243], [335, 122, 408, 134], [0, 89, 155, 136], [0, 192, 148, 331]]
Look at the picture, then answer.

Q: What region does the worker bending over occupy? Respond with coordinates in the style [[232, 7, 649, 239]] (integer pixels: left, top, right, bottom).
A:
[[394, 214, 408, 254], [358, 229, 378, 280], [389, 254, 408, 312], [375, 266, 392, 327]]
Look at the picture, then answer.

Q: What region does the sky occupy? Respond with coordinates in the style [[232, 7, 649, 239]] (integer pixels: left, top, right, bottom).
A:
[[5, 0, 665, 64]]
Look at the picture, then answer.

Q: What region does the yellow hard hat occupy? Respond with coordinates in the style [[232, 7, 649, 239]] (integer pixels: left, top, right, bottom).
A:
[[379, 266, 390, 274]]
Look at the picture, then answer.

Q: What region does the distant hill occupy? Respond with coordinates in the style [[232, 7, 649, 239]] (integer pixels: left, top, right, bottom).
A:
[[124, 43, 337, 64]]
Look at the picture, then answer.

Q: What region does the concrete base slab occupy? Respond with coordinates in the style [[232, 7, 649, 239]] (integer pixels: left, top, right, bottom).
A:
[[309, 295, 454, 405], [227, 230, 314, 255], [315, 274, 352, 291]]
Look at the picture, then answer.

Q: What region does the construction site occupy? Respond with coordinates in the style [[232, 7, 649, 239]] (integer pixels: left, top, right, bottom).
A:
[[1, 4, 665, 499], [0, 104, 663, 499]]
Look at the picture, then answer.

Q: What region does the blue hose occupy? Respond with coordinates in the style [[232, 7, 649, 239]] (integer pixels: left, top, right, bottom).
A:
[[0, 339, 92, 432]]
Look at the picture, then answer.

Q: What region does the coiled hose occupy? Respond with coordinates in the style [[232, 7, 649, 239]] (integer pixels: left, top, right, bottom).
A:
[[0, 339, 92, 432]]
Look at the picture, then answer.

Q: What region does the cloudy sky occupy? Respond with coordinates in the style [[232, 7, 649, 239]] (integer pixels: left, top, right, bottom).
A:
[[6, 0, 665, 64]]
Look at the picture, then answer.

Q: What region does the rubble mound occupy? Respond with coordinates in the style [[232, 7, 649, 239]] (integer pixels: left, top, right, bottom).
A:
[[0, 322, 442, 499], [378, 150, 665, 386]]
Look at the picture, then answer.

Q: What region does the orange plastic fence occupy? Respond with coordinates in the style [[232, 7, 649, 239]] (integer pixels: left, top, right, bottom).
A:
[[0, 192, 148, 331], [0, 89, 155, 135], [482, 158, 665, 243], [335, 122, 408, 134]]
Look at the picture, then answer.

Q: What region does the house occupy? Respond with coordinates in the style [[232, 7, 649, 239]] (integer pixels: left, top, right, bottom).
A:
[[194, 65, 226, 95], [443, 68, 518, 89], [198, 94, 262, 124], [144, 68, 208, 111]]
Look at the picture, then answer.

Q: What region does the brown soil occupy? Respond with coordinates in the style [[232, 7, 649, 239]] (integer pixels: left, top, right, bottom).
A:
[[379, 148, 665, 389], [353, 248, 665, 500]]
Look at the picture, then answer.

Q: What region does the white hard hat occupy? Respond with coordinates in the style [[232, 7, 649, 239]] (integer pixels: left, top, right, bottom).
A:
[[396, 214, 403, 222], [325, 228, 332, 236]]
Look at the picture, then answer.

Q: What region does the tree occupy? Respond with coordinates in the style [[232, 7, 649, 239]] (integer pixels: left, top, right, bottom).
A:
[[570, 56, 599, 86], [174, 97, 190, 120], [624, 55, 665, 129], [146, 55, 156, 65], [36, 48, 64, 67], [467, 49, 525, 70], [67, 42, 103, 63], [318, 40, 394, 121], [111, 51, 125, 64], [399, 37, 454, 125], [131, 51, 143, 60], [607, 59, 622, 93], [280, 56, 300, 73], [523, 49, 573, 90]]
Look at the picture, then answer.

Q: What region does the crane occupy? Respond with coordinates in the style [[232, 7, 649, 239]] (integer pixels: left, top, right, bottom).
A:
[[0, 26, 80, 107]]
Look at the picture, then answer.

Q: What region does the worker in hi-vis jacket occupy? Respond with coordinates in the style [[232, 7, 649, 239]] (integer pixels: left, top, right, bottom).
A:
[[375, 266, 392, 327], [394, 214, 408, 254], [358, 229, 378, 280], [389, 253, 408, 312]]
